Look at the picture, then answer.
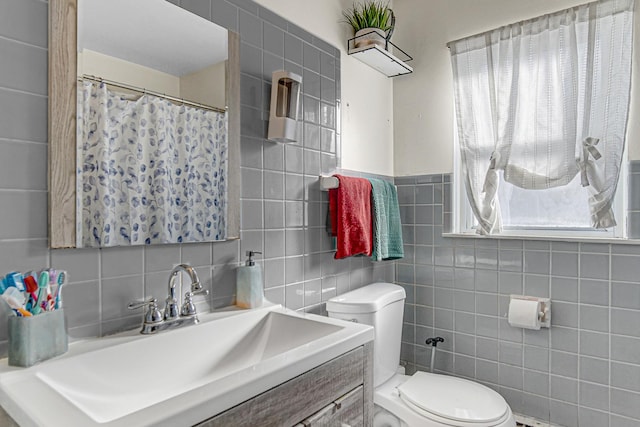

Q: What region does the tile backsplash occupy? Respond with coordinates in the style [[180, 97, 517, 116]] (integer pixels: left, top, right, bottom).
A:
[[396, 170, 640, 427], [0, 0, 394, 353]]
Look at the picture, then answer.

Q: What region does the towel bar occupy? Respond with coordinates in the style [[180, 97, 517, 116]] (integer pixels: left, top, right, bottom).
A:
[[319, 176, 339, 190], [319, 175, 398, 191]]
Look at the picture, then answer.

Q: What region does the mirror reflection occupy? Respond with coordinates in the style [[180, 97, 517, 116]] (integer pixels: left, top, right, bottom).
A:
[[76, 0, 230, 247]]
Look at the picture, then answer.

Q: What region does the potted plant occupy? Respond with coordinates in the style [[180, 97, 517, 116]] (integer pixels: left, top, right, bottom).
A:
[[343, 1, 395, 49]]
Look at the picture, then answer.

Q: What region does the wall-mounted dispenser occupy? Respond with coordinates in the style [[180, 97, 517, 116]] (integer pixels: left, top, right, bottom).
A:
[[268, 70, 302, 143]]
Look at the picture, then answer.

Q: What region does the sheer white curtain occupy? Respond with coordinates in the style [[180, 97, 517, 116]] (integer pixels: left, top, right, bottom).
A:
[[77, 81, 227, 247], [449, 0, 634, 234]]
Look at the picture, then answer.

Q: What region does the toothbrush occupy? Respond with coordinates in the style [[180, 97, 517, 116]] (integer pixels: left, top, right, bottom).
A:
[[31, 271, 49, 315], [53, 271, 66, 310], [23, 275, 39, 311], [48, 269, 57, 285]]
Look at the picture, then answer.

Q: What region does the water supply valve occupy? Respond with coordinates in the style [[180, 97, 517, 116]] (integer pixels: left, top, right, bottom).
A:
[[425, 336, 444, 347]]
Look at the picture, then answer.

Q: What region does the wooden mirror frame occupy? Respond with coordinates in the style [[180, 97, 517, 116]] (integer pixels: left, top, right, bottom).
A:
[[48, 0, 240, 248]]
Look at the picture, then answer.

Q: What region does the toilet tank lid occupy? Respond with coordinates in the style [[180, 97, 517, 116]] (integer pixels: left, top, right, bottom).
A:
[[326, 282, 406, 314]]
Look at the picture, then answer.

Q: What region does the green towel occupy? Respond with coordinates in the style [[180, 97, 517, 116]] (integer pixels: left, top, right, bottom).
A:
[[368, 178, 404, 261]]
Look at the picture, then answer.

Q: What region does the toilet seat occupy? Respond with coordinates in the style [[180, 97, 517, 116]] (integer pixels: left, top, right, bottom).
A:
[[374, 373, 515, 427], [397, 372, 509, 425]]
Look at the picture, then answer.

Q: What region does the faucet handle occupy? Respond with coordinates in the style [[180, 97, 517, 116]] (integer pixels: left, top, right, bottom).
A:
[[128, 297, 163, 324], [127, 296, 156, 310], [181, 292, 197, 317]]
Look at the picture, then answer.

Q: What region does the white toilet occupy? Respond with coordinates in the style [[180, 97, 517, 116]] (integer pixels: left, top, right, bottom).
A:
[[327, 282, 516, 427]]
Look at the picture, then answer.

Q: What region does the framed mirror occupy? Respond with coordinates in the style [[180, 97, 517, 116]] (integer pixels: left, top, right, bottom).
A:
[[49, 0, 240, 248]]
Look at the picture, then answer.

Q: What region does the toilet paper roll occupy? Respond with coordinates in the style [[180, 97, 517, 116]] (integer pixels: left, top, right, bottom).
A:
[[508, 298, 541, 330]]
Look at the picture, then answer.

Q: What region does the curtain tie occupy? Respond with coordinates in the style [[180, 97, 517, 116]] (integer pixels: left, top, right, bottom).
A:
[[482, 151, 500, 192], [579, 137, 601, 187]]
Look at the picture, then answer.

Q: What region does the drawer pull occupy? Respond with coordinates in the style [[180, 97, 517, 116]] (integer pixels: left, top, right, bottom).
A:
[[333, 388, 355, 411]]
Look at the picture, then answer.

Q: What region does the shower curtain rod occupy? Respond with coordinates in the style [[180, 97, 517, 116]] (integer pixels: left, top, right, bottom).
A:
[[79, 74, 227, 114]]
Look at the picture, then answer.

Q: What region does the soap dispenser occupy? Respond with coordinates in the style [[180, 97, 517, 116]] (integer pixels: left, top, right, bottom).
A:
[[236, 250, 263, 308], [267, 70, 302, 143]]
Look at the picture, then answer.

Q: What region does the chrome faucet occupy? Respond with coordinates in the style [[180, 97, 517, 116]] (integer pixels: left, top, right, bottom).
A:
[[128, 264, 209, 334], [165, 264, 207, 320]]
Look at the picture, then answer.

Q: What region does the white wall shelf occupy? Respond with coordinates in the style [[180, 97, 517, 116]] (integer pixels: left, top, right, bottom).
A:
[[347, 35, 413, 77]]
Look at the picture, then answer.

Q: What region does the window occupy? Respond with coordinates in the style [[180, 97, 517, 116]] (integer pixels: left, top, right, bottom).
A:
[[453, 156, 627, 238], [449, 0, 633, 238]]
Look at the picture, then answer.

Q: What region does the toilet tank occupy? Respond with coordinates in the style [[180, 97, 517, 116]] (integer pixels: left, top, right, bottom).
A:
[[326, 282, 406, 387]]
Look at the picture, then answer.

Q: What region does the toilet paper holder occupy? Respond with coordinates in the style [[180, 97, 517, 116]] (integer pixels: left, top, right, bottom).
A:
[[509, 295, 551, 329]]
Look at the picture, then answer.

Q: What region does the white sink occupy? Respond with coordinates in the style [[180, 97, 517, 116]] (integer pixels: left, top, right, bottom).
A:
[[0, 304, 373, 427]]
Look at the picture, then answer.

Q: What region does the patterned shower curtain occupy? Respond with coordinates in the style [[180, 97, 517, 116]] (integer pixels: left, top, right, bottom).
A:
[[77, 81, 227, 247]]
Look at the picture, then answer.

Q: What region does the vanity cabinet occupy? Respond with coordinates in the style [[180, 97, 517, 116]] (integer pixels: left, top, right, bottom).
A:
[[196, 343, 373, 427]]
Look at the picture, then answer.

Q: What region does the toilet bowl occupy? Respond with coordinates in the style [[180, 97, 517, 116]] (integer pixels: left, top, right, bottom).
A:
[[374, 405, 402, 427], [327, 283, 516, 427]]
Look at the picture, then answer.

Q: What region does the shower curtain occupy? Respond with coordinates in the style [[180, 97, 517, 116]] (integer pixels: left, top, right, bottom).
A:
[[77, 81, 227, 247]]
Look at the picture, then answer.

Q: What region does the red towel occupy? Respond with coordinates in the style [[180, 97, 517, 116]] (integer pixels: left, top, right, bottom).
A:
[[329, 174, 373, 259]]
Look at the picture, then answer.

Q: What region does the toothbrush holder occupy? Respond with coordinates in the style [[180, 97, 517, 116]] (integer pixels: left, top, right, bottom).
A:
[[8, 309, 68, 367]]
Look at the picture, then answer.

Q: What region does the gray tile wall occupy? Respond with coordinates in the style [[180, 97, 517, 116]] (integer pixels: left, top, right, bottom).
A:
[[396, 170, 640, 427], [629, 161, 640, 238], [0, 0, 394, 355]]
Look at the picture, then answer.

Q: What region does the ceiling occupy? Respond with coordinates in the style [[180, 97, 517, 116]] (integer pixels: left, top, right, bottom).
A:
[[78, 0, 228, 76]]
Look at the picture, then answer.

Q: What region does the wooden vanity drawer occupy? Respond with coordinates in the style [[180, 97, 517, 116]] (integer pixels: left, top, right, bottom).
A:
[[294, 385, 364, 427], [197, 346, 365, 427]]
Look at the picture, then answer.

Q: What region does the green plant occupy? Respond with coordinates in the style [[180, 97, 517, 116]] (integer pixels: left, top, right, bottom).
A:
[[342, 1, 393, 33]]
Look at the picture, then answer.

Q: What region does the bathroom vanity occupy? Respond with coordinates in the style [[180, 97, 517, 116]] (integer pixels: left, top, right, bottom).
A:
[[200, 344, 373, 426], [0, 305, 374, 426]]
